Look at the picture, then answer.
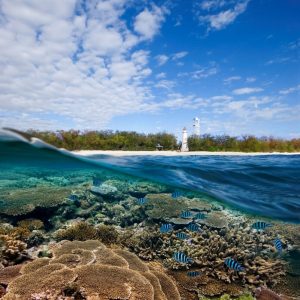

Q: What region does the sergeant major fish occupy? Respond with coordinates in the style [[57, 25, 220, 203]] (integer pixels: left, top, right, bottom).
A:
[[187, 271, 201, 277], [180, 211, 193, 219], [160, 223, 173, 233], [173, 252, 193, 264], [224, 258, 244, 272], [252, 221, 272, 230], [274, 238, 283, 253]]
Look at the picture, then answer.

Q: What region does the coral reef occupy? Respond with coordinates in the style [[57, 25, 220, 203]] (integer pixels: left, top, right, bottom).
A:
[[0, 187, 71, 216], [3, 240, 181, 299]]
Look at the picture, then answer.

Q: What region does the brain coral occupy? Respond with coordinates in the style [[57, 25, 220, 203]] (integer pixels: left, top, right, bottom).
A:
[[4, 240, 181, 300]]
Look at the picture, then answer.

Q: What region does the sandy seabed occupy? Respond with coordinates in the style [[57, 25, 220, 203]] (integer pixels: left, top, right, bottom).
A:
[[74, 150, 300, 156]]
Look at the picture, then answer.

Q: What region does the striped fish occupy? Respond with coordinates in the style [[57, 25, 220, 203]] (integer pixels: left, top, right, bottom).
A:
[[194, 212, 207, 220], [176, 232, 189, 240], [187, 271, 201, 277], [224, 258, 244, 272], [274, 238, 283, 253], [92, 178, 102, 186], [137, 197, 147, 205], [186, 223, 201, 232], [172, 191, 182, 199], [173, 252, 193, 264], [160, 223, 173, 233], [252, 221, 272, 230], [180, 211, 193, 219], [68, 194, 78, 201]]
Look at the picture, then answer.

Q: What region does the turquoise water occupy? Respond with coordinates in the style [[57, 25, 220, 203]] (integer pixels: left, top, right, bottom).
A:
[[1, 128, 299, 223]]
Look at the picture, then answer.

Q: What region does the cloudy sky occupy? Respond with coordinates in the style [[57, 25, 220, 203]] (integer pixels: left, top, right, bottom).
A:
[[0, 0, 299, 138]]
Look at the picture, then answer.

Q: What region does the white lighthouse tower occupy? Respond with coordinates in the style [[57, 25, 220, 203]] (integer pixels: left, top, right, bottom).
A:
[[193, 117, 200, 137], [181, 127, 189, 152]]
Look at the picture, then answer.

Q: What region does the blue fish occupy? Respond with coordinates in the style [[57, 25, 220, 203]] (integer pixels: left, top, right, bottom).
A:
[[274, 238, 283, 253], [137, 197, 147, 205], [172, 191, 182, 198], [194, 212, 207, 220], [173, 252, 193, 264], [252, 221, 272, 230], [160, 223, 173, 233], [187, 271, 201, 277], [186, 223, 201, 232], [92, 178, 102, 186], [224, 258, 244, 272], [180, 211, 193, 219], [176, 232, 189, 240], [68, 194, 78, 201]]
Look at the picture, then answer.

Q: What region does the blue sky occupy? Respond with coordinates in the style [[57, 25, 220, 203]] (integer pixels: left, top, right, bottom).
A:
[[0, 0, 299, 139]]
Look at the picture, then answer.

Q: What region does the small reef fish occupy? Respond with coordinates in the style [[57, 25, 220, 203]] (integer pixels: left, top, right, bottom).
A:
[[160, 223, 173, 233], [173, 252, 193, 264], [274, 238, 283, 253], [224, 258, 244, 272], [194, 212, 207, 220], [92, 178, 102, 186], [180, 211, 193, 219], [187, 271, 201, 277], [172, 191, 182, 198], [176, 232, 189, 240], [186, 223, 201, 232], [68, 194, 78, 201], [137, 197, 147, 205], [252, 221, 272, 230]]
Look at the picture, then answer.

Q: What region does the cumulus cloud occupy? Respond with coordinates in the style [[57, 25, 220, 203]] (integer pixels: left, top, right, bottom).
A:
[[232, 87, 264, 95], [199, 0, 250, 31], [172, 51, 188, 60], [155, 54, 169, 66], [0, 0, 166, 130], [224, 76, 241, 84], [134, 5, 166, 40], [279, 84, 300, 95]]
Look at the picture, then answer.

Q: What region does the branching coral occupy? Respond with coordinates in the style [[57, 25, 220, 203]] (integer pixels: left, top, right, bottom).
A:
[[3, 240, 181, 300]]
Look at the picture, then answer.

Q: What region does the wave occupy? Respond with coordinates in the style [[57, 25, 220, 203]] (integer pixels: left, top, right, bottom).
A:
[[1, 128, 299, 223]]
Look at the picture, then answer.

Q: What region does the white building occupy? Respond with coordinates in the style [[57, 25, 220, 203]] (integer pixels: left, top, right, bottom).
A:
[[193, 117, 200, 137], [181, 127, 189, 152]]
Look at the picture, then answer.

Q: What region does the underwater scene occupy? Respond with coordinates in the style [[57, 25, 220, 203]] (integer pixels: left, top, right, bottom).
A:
[[0, 128, 300, 300]]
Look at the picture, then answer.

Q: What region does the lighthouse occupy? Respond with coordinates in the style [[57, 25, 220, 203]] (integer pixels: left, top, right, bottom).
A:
[[181, 127, 189, 152], [193, 117, 200, 137]]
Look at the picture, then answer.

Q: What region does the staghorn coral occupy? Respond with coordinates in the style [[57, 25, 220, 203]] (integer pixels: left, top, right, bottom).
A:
[[0, 187, 71, 216], [95, 224, 119, 245], [3, 240, 181, 300], [17, 219, 44, 231]]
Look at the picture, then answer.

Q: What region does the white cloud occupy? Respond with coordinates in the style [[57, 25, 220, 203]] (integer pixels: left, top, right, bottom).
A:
[[155, 54, 169, 66], [210, 95, 233, 101], [0, 0, 159, 130], [199, 0, 227, 11], [224, 76, 241, 84], [246, 77, 256, 83], [134, 5, 166, 40], [179, 67, 218, 79], [232, 87, 264, 95], [172, 51, 188, 60], [199, 0, 250, 31], [279, 84, 300, 95], [155, 80, 175, 90], [156, 72, 166, 79]]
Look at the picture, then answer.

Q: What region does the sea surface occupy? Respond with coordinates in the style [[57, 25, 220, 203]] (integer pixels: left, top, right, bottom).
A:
[[1, 128, 300, 223]]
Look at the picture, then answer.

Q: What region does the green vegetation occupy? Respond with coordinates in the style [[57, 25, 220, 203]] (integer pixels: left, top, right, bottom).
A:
[[26, 130, 300, 152]]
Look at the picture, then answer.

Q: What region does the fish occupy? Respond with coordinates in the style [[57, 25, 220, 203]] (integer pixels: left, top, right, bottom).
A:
[[180, 211, 193, 219], [187, 271, 201, 277], [224, 258, 244, 272], [176, 232, 189, 240], [186, 223, 201, 232], [194, 212, 207, 220], [173, 252, 193, 264], [137, 197, 147, 205], [274, 238, 283, 253], [252, 221, 272, 230], [68, 194, 78, 201], [92, 178, 102, 186], [160, 223, 173, 233], [172, 191, 182, 198]]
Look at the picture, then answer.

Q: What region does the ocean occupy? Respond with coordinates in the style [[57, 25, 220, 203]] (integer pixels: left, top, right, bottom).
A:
[[0, 128, 299, 299]]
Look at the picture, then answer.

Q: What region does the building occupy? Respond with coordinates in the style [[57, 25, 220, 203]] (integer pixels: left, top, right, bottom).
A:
[[193, 117, 200, 137], [181, 127, 189, 152]]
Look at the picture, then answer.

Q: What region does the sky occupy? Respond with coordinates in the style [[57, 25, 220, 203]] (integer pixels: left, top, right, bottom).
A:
[[0, 0, 299, 139]]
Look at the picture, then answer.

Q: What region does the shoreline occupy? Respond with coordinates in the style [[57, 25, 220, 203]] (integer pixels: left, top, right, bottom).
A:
[[74, 150, 300, 156]]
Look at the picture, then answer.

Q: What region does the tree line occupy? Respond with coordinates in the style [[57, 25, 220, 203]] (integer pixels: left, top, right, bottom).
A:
[[26, 130, 300, 152]]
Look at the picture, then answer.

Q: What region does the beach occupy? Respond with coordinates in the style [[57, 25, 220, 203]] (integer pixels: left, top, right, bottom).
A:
[[74, 150, 300, 156]]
